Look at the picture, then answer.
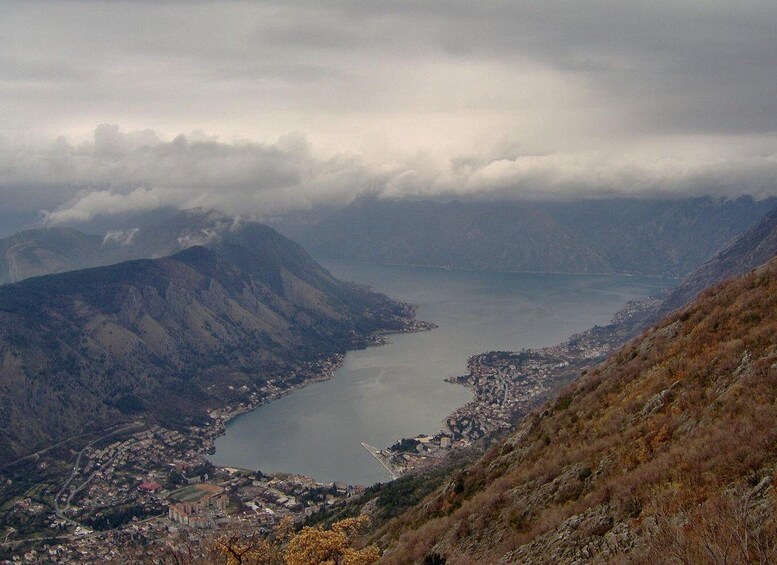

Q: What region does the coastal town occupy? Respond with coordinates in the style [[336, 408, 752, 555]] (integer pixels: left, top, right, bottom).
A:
[[0, 315, 438, 563], [4, 460, 365, 563], [374, 297, 661, 474], [0, 300, 654, 563], [1, 417, 364, 563]]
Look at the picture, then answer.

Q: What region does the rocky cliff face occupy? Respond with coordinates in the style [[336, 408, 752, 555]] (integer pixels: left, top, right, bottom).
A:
[[374, 257, 777, 564], [0, 225, 413, 461]]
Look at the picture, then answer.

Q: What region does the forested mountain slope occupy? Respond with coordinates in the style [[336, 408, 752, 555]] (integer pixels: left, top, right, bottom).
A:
[[0, 224, 412, 461]]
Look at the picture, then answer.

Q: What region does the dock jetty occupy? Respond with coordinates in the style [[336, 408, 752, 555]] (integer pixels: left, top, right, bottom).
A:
[[361, 442, 402, 480]]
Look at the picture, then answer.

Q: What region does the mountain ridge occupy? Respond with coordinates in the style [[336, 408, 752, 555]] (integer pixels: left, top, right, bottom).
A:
[[287, 196, 775, 278], [657, 205, 777, 317], [0, 209, 237, 284], [371, 246, 777, 565], [0, 224, 415, 462]]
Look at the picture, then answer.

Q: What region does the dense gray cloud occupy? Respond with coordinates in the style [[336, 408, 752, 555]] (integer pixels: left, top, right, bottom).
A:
[[2, 125, 776, 225], [0, 126, 377, 223], [1, 1, 777, 223]]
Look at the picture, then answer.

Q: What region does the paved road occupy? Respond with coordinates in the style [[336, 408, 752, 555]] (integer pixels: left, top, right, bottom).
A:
[[53, 423, 145, 525], [1, 429, 114, 472]]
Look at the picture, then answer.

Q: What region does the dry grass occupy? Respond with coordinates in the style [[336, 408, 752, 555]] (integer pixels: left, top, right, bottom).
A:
[[375, 259, 777, 564]]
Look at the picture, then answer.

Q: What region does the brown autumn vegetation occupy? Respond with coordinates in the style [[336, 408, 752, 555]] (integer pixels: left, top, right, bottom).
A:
[[370, 257, 777, 564], [162, 515, 380, 565]]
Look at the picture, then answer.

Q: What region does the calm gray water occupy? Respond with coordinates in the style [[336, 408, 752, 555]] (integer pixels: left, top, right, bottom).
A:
[[210, 262, 671, 485]]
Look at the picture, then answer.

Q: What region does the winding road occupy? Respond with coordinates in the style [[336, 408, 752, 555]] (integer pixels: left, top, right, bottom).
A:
[[53, 422, 145, 525]]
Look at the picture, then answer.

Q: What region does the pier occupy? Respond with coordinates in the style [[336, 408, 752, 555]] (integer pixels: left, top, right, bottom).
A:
[[361, 443, 402, 480]]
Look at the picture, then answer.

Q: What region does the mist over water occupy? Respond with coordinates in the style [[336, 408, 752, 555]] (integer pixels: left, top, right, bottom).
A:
[[210, 262, 672, 485]]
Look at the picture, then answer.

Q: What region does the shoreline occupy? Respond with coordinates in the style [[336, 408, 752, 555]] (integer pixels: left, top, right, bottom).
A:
[[366, 296, 662, 479], [0, 317, 437, 559], [0, 289, 664, 560], [202, 319, 438, 477], [206, 295, 661, 485], [202, 353, 346, 457], [320, 257, 682, 280]]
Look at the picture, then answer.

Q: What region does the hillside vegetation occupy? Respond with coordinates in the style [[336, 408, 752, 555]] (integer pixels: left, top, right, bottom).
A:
[[372, 256, 777, 564], [0, 224, 412, 461]]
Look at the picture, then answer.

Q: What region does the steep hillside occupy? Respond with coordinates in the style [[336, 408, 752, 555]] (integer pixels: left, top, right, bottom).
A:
[[374, 257, 777, 564], [658, 205, 777, 316], [0, 229, 413, 462], [292, 196, 775, 277]]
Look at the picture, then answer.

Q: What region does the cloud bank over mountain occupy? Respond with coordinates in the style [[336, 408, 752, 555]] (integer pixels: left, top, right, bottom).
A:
[[1, 1, 777, 223], [0, 125, 774, 225]]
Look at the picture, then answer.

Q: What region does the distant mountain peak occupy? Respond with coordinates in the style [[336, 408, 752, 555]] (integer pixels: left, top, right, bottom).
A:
[[0, 209, 245, 284]]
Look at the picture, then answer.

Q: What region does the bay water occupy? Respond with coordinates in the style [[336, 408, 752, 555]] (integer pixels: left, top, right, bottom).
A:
[[210, 263, 671, 485]]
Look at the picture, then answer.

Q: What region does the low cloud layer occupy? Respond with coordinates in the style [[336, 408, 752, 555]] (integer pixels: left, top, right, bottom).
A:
[[1, 125, 775, 226], [1, 1, 777, 224]]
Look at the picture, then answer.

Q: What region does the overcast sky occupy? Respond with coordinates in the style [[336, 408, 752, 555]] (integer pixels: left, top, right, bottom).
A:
[[2, 0, 777, 224]]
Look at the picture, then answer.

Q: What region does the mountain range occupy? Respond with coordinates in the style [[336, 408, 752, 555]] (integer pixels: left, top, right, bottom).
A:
[[3, 199, 777, 562], [0, 219, 413, 462], [285, 196, 775, 277], [3, 201, 776, 464]]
